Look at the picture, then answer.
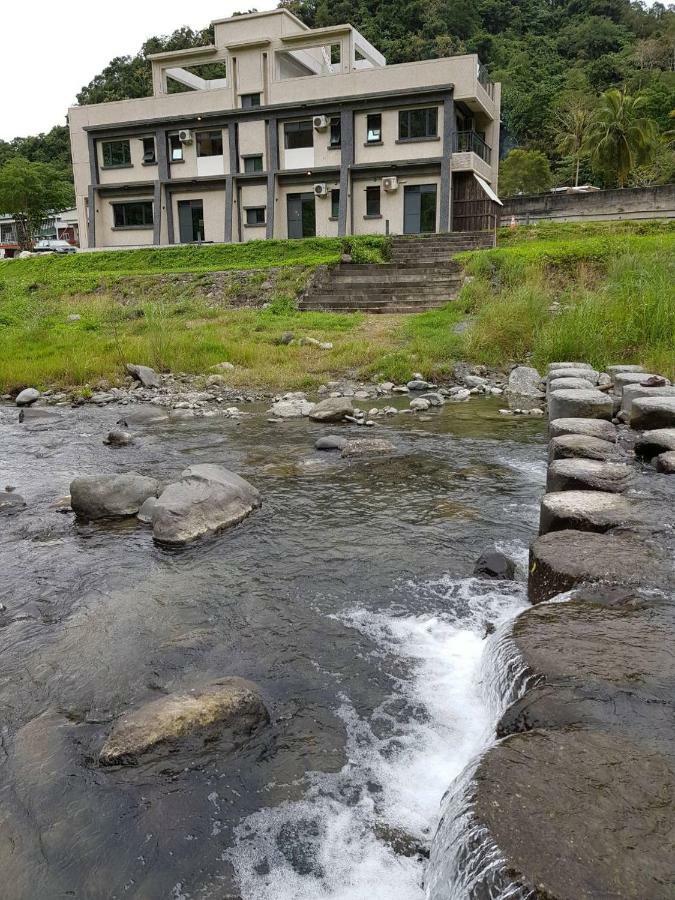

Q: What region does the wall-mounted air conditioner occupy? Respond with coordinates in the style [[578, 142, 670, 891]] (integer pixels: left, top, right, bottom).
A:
[[382, 176, 399, 192], [313, 115, 329, 131], [178, 129, 193, 144], [314, 183, 328, 197]]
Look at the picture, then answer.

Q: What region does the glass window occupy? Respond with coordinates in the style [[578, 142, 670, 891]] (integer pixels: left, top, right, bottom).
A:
[[329, 116, 341, 148], [142, 137, 156, 164], [169, 134, 183, 162], [398, 107, 438, 140], [366, 113, 382, 143], [331, 188, 340, 219], [241, 93, 261, 108], [366, 186, 381, 217], [102, 140, 131, 168], [245, 207, 266, 226], [284, 120, 313, 150], [243, 155, 264, 173], [196, 130, 224, 157], [112, 201, 154, 228]]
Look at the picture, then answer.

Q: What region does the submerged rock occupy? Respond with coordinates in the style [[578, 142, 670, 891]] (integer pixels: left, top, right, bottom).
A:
[[70, 473, 160, 519], [125, 364, 161, 389], [473, 550, 516, 580], [0, 491, 26, 516], [152, 464, 261, 545], [315, 435, 348, 452], [117, 407, 170, 427], [308, 397, 353, 422], [18, 407, 61, 424], [341, 438, 396, 458], [546, 459, 632, 493], [549, 417, 617, 443], [103, 429, 134, 447], [99, 677, 269, 766]]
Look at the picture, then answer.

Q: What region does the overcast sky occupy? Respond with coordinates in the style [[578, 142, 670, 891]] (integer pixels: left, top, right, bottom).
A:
[[0, 1, 277, 141]]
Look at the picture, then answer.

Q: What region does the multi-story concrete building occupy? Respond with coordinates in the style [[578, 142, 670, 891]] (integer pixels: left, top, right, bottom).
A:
[[68, 8, 501, 250]]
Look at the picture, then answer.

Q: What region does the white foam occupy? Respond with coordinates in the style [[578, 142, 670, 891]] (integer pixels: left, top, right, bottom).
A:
[[228, 573, 529, 900]]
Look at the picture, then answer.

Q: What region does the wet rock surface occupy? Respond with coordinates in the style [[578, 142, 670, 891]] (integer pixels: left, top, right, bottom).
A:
[[70, 473, 160, 519], [0, 490, 26, 516], [656, 450, 675, 473], [548, 389, 613, 421], [548, 417, 617, 442], [308, 397, 353, 422], [546, 458, 632, 493], [549, 433, 618, 462], [340, 438, 397, 457], [472, 550, 516, 580], [635, 427, 675, 459], [630, 395, 675, 430], [539, 489, 644, 534]]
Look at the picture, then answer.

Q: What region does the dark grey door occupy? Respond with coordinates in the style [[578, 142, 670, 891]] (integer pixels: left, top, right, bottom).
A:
[[177, 199, 204, 242], [287, 193, 316, 239], [403, 185, 437, 234]]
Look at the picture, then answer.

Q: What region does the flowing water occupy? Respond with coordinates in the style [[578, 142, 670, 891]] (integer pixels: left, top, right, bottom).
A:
[[0, 398, 546, 899]]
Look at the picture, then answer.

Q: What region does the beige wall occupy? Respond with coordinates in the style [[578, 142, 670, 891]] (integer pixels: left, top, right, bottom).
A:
[[237, 120, 266, 171], [234, 49, 265, 99], [353, 106, 443, 166], [239, 182, 268, 241], [171, 190, 226, 244], [97, 135, 156, 185], [96, 195, 155, 247], [274, 182, 341, 239], [352, 173, 442, 236]]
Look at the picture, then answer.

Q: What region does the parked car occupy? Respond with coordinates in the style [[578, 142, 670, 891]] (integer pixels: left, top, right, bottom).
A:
[[34, 239, 77, 254]]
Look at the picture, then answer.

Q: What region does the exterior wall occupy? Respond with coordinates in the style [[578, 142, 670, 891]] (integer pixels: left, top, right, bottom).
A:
[[238, 120, 266, 172], [97, 136, 156, 185], [97, 194, 155, 247], [352, 172, 442, 236], [239, 182, 268, 241], [171, 189, 226, 244], [353, 107, 443, 166], [500, 184, 675, 225]]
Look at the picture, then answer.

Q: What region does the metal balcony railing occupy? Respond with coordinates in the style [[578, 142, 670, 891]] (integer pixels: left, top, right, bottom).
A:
[[453, 131, 492, 164], [477, 63, 495, 100]]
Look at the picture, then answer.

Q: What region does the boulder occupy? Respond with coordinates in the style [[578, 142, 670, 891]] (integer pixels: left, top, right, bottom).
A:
[[634, 428, 675, 460], [315, 435, 348, 452], [547, 362, 595, 372], [655, 451, 675, 474], [341, 438, 396, 458], [528, 529, 672, 604], [548, 377, 596, 393], [539, 490, 641, 535], [620, 384, 675, 415], [614, 371, 669, 391], [549, 434, 617, 462], [269, 396, 315, 418], [549, 417, 617, 443], [117, 407, 170, 427], [410, 398, 431, 412], [546, 459, 632, 494], [630, 396, 675, 430], [606, 364, 645, 376], [0, 491, 26, 516], [125, 364, 161, 389], [421, 392, 445, 406], [548, 389, 613, 421], [473, 550, 516, 580], [548, 368, 599, 384], [99, 677, 268, 766], [70, 473, 160, 519], [15, 388, 40, 407], [152, 464, 261, 545], [278, 332, 294, 345], [505, 366, 545, 410], [407, 380, 433, 391], [103, 429, 133, 447], [211, 361, 235, 371], [308, 397, 353, 423], [137, 496, 158, 524]]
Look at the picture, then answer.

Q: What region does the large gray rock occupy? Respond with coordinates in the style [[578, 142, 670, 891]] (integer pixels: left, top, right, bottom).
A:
[[548, 368, 599, 384], [606, 364, 645, 376], [99, 677, 268, 766], [549, 417, 617, 442], [70, 473, 160, 519], [505, 366, 544, 410], [308, 397, 353, 422], [103, 429, 133, 447], [614, 371, 669, 391], [0, 491, 26, 516], [655, 451, 675, 474], [341, 438, 396, 458], [407, 380, 433, 391], [546, 459, 632, 493], [549, 434, 617, 462], [473, 550, 516, 580], [547, 361, 595, 373], [152, 464, 261, 545], [635, 428, 675, 460], [315, 435, 348, 452], [548, 377, 596, 393], [15, 388, 40, 407], [528, 529, 672, 604], [539, 490, 642, 535], [268, 396, 315, 418], [630, 396, 675, 430], [548, 389, 613, 421], [125, 364, 161, 389], [620, 384, 675, 415]]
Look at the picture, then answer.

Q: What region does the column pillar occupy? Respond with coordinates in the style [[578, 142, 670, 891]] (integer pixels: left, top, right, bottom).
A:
[[338, 108, 354, 238], [266, 116, 278, 240], [439, 91, 455, 233]]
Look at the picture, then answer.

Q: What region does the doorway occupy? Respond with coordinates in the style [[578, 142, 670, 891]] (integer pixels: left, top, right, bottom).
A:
[[287, 193, 316, 239], [177, 199, 205, 243], [403, 184, 437, 234]]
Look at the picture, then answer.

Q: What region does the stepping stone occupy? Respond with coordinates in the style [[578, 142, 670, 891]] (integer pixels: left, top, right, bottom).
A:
[[549, 418, 617, 443], [548, 377, 596, 393], [606, 364, 645, 376], [548, 368, 599, 384], [549, 434, 617, 462], [614, 372, 668, 391], [539, 490, 642, 535], [655, 451, 675, 474], [528, 529, 672, 604], [630, 396, 675, 430], [620, 384, 675, 414], [547, 362, 595, 372], [548, 389, 613, 422], [634, 428, 675, 460], [546, 459, 632, 493]]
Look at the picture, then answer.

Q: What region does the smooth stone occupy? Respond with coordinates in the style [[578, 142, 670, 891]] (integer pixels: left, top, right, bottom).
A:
[[505, 366, 545, 410], [548, 389, 613, 421], [549, 434, 617, 462], [137, 496, 158, 524], [211, 361, 235, 371], [315, 435, 348, 452], [410, 398, 431, 412], [606, 364, 645, 376], [0, 491, 26, 516], [620, 384, 675, 415], [15, 388, 40, 407], [630, 396, 675, 430], [152, 464, 261, 546], [528, 529, 672, 604], [70, 473, 160, 519], [548, 368, 599, 384], [117, 407, 170, 427], [269, 398, 315, 418], [407, 380, 432, 391], [634, 428, 675, 460], [125, 364, 161, 389], [341, 439, 396, 458], [655, 451, 675, 474], [547, 362, 595, 372], [308, 397, 354, 422], [614, 371, 668, 390], [548, 377, 596, 392], [546, 459, 632, 494], [99, 677, 268, 766], [549, 417, 617, 442], [473, 550, 516, 580], [539, 490, 641, 535], [420, 392, 445, 406], [103, 429, 133, 447]]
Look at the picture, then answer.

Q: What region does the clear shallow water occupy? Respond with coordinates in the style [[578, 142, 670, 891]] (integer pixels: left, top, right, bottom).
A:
[[0, 398, 545, 899]]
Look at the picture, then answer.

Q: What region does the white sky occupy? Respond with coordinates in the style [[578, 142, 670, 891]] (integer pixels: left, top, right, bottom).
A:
[[0, 1, 277, 141]]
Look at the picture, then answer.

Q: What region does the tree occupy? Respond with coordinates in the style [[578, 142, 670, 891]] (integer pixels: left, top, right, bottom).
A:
[[553, 103, 594, 186], [499, 149, 553, 196], [0, 157, 73, 249], [585, 87, 659, 187]]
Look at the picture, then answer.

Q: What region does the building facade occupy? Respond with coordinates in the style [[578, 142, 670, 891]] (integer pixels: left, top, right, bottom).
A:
[[68, 9, 501, 250]]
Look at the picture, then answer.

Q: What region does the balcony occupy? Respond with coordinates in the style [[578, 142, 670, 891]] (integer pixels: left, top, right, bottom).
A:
[[453, 131, 492, 165], [477, 63, 495, 100]]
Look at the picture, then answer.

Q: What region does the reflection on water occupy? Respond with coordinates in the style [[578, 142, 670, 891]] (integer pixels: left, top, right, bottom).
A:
[[0, 398, 545, 899]]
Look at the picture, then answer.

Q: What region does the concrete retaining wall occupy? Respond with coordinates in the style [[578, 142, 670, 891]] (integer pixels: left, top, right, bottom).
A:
[[500, 183, 675, 225]]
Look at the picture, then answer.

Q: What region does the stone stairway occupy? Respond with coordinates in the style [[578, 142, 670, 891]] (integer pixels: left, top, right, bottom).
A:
[[299, 231, 495, 314]]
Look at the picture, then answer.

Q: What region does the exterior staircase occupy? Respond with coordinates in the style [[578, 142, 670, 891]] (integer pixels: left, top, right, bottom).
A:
[[299, 231, 495, 314]]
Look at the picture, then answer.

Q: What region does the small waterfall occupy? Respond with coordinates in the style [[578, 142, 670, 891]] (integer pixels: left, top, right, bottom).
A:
[[425, 619, 537, 899]]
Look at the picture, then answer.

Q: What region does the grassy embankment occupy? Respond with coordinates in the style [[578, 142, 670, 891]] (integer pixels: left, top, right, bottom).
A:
[[0, 221, 673, 392]]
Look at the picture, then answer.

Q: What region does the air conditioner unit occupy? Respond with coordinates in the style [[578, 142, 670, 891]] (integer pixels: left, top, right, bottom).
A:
[[313, 115, 329, 132], [382, 176, 399, 192], [178, 129, 193, 144], [314, 183, 328, 198]]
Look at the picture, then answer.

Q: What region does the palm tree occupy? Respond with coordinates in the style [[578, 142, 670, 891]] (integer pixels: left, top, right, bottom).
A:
[[585, 89, 658, 188], [554, 105, 593, 187]]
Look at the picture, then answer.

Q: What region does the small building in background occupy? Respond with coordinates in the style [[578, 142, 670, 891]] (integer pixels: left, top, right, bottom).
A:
[[0, 209, 80, 257]]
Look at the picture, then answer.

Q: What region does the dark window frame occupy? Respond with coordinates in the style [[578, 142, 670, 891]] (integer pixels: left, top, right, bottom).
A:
[[241, 93, 261, 108], [196, 130, 224, 158], [398, 107, 438, 141], [245, 207, 266, 226], [284, 120, 313, 150], [330, 188, 340, 219], [142, 136, 156, 165], [101, 139, 131, 168], [366, 113, 382, 144], [366, 185, 381, 217], [112, 201, 154, 229], [243, 155, 264, 173], [329, 116, 341, 148], [169, 134, 184, 162]]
